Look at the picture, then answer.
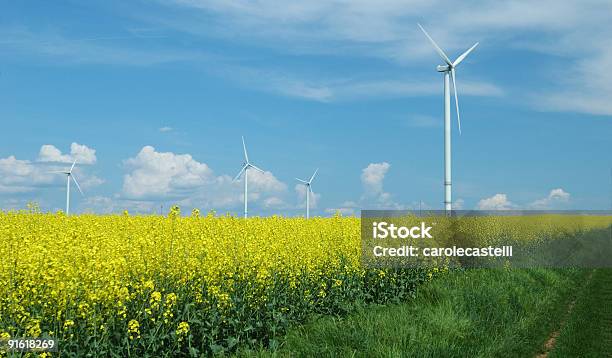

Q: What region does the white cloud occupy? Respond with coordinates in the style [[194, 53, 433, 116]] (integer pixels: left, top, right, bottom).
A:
[[156, 0, 612, 114], [325, 201, 359, 216], [246, 169, 287, 193], [120, 146, 287, 211], [0, 144, 102, 201], [82, 195, 116, 214], [78, 174, 105, 189], [262, 196, 286, 209], [477, 189, 571, 210], [361, 162, 390, 195], [359, 162, 405, 209], [477, 193, 514, 210], [221, 65, 502, 102], [122, 145, 214, 199], [0, 156, 53, 193], [5, 1, 611, 111], [325, 162, 404, 213], [159, 126, 173, 132], [453, 198, 465, 210], [38, 142, 97, 164], [82, 195, 167, 214], [295, 183, 321, 209], [529, 188, 571, 209]]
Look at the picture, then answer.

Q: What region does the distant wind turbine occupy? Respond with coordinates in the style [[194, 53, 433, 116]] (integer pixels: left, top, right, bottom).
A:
[[51, 160, 83, 215], [418, 23, 479, 213], [234, 136, 264, 218], [296, 168, 318, 219]]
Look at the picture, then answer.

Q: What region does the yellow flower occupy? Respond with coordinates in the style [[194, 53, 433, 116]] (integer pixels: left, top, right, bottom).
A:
[[0, 211, 609, 353], [127, 319, 140, 340], [176, 321, 190, 341], [27, 320, 42, 337]]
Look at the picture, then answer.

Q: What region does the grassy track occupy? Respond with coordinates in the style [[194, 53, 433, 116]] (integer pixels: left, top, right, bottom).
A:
[[244, 268, 588, 357], [549, 268, 612, 357]]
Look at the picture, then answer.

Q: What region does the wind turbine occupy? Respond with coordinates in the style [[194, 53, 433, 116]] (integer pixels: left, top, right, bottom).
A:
[[52, 160, 84, 215], [418, 23, 478, 214], [234, 136, 264, 218], [296, 168, 318, 219]]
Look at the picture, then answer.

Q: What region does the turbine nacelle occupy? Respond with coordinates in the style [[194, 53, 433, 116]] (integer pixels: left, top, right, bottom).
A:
[[419, 23, 479, 136]]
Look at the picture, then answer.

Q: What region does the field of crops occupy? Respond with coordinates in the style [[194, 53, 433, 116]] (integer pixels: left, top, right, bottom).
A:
[[1, 210, 610, 356]]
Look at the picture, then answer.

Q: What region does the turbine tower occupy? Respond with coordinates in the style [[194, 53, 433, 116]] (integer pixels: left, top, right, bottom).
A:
[[418, 23, 478, 214], [296, 168, 318, 219], [53, 160, 84, 215], [234, 136, 264, 218]]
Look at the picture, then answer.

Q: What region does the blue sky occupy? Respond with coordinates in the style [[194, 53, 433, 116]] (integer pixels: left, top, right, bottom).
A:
[[1, 0, 611, 215]]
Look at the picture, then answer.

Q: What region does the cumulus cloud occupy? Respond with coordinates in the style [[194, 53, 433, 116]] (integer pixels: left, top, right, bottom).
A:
[[38, 142, 97, 164], [477, 189, 572, 210], [0, 144, 102, 195], [81, 195, 166, 214], [0, 156, 53, 193], [295, 183, 320, 209], [361, 162, 390, 195], [247, 169, 287, 193], [529, 188, 571, 209], [78, 174, 105, 189], [360, 162, 403, 208], [262, 196, 286, 209], [122, 146, 214, 199], [325, 162, 405, 215], [120, 146, 287, 212], [477, 193, 514, 210], [325, 201, 359, 216]]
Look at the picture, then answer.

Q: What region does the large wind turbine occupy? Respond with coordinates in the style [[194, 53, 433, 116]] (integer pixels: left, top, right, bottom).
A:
[[52, 160, 84, 215], [296, 168, 318, 219], [234, 136, 264, 218], [418, 23, 478, 213]]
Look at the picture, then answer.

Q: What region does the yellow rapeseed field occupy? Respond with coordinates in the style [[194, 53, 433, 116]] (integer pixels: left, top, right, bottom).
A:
[[0, 209, 609, 356]]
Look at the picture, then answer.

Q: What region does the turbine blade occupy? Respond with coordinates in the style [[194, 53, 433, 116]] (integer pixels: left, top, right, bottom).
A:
[[417, 23, 452, 66], [296, 178, 308, 184], [69, 159, 77, 173], [234, 165, 247, 181], [250, 164, 265, 173], [453, 42, 479, 67], [71, 175, 84, 196], [309, 168, 318, 183], [450, 68, 462, 135], [241, 136, 249, 163]]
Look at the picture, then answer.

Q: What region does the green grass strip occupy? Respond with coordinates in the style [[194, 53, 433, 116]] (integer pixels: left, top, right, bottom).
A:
[[549, 268, 612, 358], [247, 268, 587, 357]]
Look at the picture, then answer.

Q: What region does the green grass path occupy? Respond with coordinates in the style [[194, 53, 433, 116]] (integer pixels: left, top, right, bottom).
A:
[[238, 268, 612, 357], [242, 269, 586, 357], [550, 269, 612, 357]]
